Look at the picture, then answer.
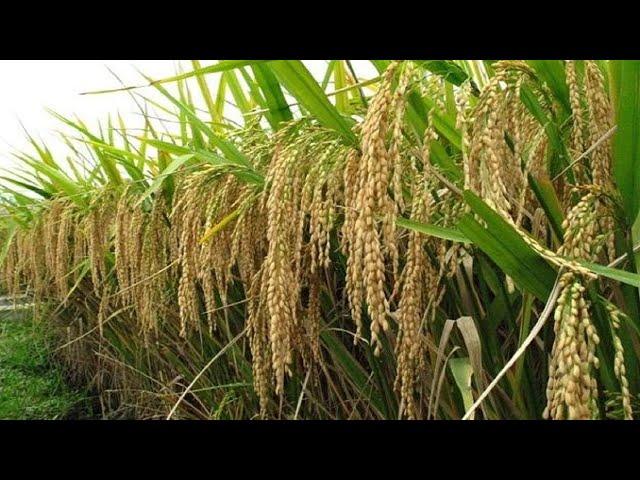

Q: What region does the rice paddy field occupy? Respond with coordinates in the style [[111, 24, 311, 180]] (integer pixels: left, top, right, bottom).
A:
[[1, 60, 640, 420]]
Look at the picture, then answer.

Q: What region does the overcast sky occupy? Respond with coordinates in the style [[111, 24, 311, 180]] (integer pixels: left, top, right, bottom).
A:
[[0, 60, 376, 176], [0, 61, 182, 170]]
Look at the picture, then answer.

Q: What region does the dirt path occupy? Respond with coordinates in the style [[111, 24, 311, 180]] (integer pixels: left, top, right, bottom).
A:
[[0, 295, 32, 310]]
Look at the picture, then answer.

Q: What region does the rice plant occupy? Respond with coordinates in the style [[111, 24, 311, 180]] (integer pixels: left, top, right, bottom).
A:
[[2, 59, 640, 420]]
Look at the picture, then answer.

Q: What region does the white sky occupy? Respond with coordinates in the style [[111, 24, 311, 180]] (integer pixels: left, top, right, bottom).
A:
[[0, 60, 376, 177], [0, 61, 179, 171]]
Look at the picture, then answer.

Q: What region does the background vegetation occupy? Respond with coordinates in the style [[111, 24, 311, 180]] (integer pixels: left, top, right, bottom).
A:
[[0, 309, 90, 419]]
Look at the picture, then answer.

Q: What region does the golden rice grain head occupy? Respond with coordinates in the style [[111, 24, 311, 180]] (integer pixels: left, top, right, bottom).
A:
[[545, 272, 599, 420], [607, 304, 633, 420]]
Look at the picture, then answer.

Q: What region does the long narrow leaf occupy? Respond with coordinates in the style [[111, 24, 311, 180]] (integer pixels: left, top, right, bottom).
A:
[[269, 60, 357, 145]]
